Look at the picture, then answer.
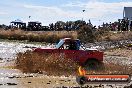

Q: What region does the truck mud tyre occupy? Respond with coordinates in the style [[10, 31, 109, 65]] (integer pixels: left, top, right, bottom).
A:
[[84, 59, 104, 71], [76, 76, 87, 85]]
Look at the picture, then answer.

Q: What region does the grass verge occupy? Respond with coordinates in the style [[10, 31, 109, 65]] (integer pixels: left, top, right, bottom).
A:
[[0, 29, 77, 43]]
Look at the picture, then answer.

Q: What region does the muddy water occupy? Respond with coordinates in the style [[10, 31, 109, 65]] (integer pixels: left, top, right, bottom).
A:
[[0, 67, 131, 88], [0, 39, 132, 62], [0, 40, 131, 88], [0, 41, 44, 59], [0, 67, 79, 88], [0, 41, 51, 87], [0, 68, 19, 88], [0, 41, 80, 88], [0, 68, 131, 88]]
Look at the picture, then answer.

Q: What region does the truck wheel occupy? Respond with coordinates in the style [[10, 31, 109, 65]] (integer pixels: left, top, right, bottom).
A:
[[84, 59, 103, 71], [76, 76, 86, 85]]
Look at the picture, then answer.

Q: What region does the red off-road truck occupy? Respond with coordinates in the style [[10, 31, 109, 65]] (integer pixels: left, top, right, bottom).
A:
[[33, 38, 104, 70]]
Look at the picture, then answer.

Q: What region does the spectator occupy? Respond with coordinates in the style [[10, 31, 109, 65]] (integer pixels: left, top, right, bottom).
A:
[[126, 18, 129, 31], [130, 20, 132, 31], [118, 19, 121, 31]]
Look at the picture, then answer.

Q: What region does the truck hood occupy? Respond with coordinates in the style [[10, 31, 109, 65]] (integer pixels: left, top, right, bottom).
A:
[[86, 48, 98, 51], [32, 45, 56, 51], [38, 45, 56, 49]]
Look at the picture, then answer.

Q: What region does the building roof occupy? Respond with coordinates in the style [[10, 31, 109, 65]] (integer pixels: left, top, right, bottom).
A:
[[124, 7, 132, 9], [11, 19, 24, 23], [28, 21, 41, 24]]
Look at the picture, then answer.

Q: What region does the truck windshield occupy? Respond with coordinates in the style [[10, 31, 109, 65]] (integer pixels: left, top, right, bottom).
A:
[[56, 40, 64, 49]]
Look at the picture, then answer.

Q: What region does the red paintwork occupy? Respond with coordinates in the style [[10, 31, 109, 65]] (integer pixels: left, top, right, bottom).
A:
[[33, 48, 103, 65], [33, 38, 103, 65]]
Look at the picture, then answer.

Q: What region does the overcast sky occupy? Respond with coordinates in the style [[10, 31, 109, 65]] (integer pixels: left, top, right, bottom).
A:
[[0, 0, 132, 26]]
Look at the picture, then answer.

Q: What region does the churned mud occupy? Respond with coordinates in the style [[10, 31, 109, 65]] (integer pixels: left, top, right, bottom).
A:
[[0, 40, 131, 88]]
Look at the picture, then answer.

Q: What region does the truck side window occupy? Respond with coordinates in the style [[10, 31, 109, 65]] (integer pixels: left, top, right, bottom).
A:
[[69, 42, 77, 50]]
